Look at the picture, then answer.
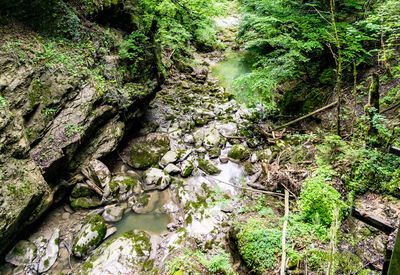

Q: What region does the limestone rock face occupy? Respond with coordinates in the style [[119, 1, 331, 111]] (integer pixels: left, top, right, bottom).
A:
[[72, 215, 107, 257], [129, 133, 170, 169], [5, 240, 38, 266], [81, 230, 152, 275]]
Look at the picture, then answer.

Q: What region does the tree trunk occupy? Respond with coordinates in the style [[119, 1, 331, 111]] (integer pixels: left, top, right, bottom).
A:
[[365, 73, 380, 136]]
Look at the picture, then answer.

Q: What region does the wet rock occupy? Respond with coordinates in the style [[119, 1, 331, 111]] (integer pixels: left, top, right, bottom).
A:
[[102, 206, 124, 222], [38, 229, 60, 273], [70, 196, 102, 210], [165, 163, 181, 175], [219, 156, 229, 163], [129, 133, 170, 169], [198, 159, 221, 175], [217, 122, 237, 137], [81, 230, 152, 275], [5, 240, 37, 266], [143, 168, 171, 190], [72, 214, 107, 257], [105, 227, 117, 239], [181, 160, 194, 177], [228, 144, 250, 160], [160, 150, 178, 168]]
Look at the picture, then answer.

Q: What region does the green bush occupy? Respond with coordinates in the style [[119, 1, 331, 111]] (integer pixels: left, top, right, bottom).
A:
[[299, 167, 347, 226], [236, 218, 282, 272]]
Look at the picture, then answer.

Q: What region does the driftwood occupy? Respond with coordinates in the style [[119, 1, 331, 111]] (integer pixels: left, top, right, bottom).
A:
[[280, 189, 289, 275], [352, 207, 395, 235], [81, 167, 103, 196], [271, 101, 338, 131]]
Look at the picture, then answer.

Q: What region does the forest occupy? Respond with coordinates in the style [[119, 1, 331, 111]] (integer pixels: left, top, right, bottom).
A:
[[0, 0, 400, 274]]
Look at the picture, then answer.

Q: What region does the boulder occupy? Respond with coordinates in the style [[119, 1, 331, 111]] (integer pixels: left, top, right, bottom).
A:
[[198, 159, 221, 175], [216, 122, 237, 137], [143, 168, 171, 190], [164, 164, 181, 175], [72, 214, 107, 257], [129, 133, 170, 169], [88, 159, 111, 188], [70, 183, 95, 198], [159, 150, 178, 168], [81, 230, 152, 275], [5, 240, 37, 266], [228, 144, 250, 160], [38, 229, 60, 273], [181, 160, 194, 177], [70, 196, 102, 210], [102, 206, 125, 223], [209, 148, 221, 159]]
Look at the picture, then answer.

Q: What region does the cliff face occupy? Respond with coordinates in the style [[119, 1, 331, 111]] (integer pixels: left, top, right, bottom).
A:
[[0, 0, 164, 255]]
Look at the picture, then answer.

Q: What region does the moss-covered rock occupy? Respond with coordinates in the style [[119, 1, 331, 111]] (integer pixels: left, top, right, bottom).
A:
[[180, 160, 194, 177], [5, 240, 37, 266], [129, 133, 170, 169], [71, 183, 95, 198], [72, 214, 107, 257], [109, 175, 138, 195], [209, 147, 221, 158], [198, 159, 221, 175], [81, 230, 151, 274], [228, 144, 250, 160], [143, 168, 171, 190], [70, 196, 102, 210]]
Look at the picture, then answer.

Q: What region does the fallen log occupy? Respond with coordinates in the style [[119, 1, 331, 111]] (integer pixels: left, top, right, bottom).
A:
[[352, 207, 395, 235], [272, 101, 338, 131]]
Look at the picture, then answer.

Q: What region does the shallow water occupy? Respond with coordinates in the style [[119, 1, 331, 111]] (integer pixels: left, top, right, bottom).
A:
[[112, 190, 171, 237]]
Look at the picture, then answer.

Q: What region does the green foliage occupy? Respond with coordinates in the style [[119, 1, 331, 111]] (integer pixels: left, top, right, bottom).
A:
[[299, 166, 347, 226], [236, 218, 282, 271], [345, 148, 400, 195]]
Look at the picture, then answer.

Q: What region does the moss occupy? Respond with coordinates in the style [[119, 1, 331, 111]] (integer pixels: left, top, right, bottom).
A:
[[70, 196, 101, 209], [197, 158, 221, 175], [71, 183, 94, 198], [181, 160, 194, 177], [44, 259, 49, 267], [209, 148, 221, 158], [228, 144, 250, 160], [138, 193, 150, 206], [129, 136, 170, 169], [142, 259, 154, 271]]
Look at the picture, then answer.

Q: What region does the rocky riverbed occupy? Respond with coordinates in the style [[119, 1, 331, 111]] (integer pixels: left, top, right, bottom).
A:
[[0, 13, 263, 274]]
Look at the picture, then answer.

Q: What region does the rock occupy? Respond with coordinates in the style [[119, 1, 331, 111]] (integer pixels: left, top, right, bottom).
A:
[[102, 206, 124, 222], [167, 223, 178, 232], [209, 148, 221, 159], [198, 159, 221, 175], [181, 160, 194, 177], [108, 175, 139, 198], [160, 151, 178, 168], [184, 134, 195, 144], [129, 133, 170, 169], [143, 168, 171, 190], [164, 164, 181, 174], [63, 205, 74, 214], [88, 159, 111, 188], [256, 148, 273, 161], [72, 214, 107, 257], [219, 156, 229, 163], [5, 240, 37, 266], [70, 196, 102, 210], [81, 230, 152, 275], [38, 229, 60, 273], [204, 128, 221, 148], [70, 183, 95, 198], [105, 227, 117, 239], [217, 122, 237, 137], [228, 144, 250, 160], [250, 153, 258, 163], [62, 212, 70, 220]]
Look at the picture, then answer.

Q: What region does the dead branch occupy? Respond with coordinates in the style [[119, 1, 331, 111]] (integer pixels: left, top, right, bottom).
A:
[[280, 189, 289, 275], [272, 101, 338, 131], [352, 207, 395, 235]]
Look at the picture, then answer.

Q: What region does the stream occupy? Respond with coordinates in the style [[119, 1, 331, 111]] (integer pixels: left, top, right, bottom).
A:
[[0, 12, 257, 275]]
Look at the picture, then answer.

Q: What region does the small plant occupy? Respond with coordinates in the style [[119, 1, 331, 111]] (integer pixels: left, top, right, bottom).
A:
[[0, 96, 7, 108], [65, 124, 83, 137]]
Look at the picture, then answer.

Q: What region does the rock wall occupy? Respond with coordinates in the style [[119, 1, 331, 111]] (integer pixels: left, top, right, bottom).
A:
[[0, 1, 163, 255]]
